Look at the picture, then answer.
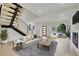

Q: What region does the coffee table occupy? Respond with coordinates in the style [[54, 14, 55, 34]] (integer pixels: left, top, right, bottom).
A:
[[37, 39, 53, 51]]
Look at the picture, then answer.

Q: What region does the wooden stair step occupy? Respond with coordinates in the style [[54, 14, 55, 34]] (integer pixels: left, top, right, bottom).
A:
[[3, 3, 17, 9], [2, 6, 15, 13]]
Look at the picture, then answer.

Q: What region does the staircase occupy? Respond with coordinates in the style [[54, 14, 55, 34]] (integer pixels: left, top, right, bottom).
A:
[[1, 25, 11, 28], [0, 3, 26, 36], [1, 25, 26, 36]]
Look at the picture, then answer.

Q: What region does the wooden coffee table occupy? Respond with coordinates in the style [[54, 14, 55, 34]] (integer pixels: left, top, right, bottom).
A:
[[37, 39, 53, 51]]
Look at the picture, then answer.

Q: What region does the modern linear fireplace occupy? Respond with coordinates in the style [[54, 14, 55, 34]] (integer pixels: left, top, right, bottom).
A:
[[72, 32, 78, 48]]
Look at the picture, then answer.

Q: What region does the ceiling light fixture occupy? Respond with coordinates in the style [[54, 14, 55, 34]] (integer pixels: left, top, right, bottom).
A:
[[61, 14, 64, 16], [38, 10, 42, 13]]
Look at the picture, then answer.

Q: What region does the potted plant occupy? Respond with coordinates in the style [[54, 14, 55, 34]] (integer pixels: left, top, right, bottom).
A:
[[57, 24, 66, 34], [0, 29, 8, 43], [66, 30, 70, 39]]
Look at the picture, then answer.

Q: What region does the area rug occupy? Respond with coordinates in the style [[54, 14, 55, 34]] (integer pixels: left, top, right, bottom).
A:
[[13, 42, 57, 56]]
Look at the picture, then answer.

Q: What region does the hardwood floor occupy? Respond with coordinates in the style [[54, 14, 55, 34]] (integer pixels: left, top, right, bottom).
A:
[[54, 38, 75, 56], [0, 42, 17, 56]]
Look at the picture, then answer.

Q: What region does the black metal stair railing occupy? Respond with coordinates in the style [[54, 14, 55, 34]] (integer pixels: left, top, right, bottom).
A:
[[12, 26, 26, 36], [1, 25, 11, 28], [1, 25, 26, 36]]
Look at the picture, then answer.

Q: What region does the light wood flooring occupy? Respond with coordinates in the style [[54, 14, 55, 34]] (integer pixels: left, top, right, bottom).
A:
[[0, 38, 76, 56], [0, 42, 17, 56]]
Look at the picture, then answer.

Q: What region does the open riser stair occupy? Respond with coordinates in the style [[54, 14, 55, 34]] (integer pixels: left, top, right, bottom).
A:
[[0, 3, 26, 36]]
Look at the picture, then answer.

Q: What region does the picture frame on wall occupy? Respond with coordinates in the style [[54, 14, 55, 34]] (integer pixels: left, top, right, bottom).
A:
[[72, 32, 78, 48]]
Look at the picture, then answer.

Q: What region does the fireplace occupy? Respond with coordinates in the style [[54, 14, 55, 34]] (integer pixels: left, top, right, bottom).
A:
[[72, 32, 78, 48]]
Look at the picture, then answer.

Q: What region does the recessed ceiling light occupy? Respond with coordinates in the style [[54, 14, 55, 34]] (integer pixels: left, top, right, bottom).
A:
[[61, 14, 64, 16], [38, 10, 42, 13]]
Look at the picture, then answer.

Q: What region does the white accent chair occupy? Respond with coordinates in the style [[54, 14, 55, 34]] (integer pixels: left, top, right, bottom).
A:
[[42, 36, 48, 42]]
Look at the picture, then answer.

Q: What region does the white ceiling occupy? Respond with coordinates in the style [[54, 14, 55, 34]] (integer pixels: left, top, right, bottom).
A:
[[20, 3, 79, 23], [20, 3, 79, 16]]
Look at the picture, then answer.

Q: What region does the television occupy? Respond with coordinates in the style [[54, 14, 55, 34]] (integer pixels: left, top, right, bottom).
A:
[[73, 11, 79, 24]]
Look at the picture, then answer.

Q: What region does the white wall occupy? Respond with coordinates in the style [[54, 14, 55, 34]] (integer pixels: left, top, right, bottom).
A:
[[8, 28, 23, 41], [70, 6, 79, 56], [25, 8, 75, 36], [34, 19, 71, 36], [71, 23, 79, 55]]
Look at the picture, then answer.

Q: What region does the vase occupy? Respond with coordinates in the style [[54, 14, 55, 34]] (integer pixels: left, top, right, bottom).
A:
[[1, 40, 7, 43]]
